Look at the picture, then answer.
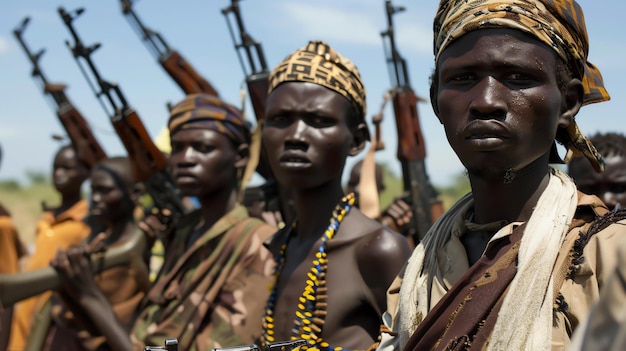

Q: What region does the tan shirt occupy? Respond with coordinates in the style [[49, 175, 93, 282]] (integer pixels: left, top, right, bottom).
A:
[[380, 195, 626, 351]]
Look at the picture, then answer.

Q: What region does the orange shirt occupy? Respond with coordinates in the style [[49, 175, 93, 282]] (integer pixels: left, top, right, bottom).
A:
[[0, 214, 21, 275], [8, 199, 90, 351]]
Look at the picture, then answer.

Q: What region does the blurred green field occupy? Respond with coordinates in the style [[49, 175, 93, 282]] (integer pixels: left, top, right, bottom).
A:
[[0, 177, 60, 249], [1, 167, 471, 248], [377, 163, 471, 213]]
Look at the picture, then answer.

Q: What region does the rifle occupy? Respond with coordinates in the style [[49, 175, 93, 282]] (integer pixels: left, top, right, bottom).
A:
[[120, 0, 219, 96], [0, 227, 146, 308], [221, 0, 270, 123], [144, 338, 178, 351], [381, 0, 442, 242], [214, 339, 306, 351], [13, 16, 107, 169], [221, 0, 276, 182], [58, 6, 186, 231]]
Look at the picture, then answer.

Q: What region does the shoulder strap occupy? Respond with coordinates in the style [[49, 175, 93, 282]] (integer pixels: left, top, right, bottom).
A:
[[552, 221, 593, 299], [552, 206, 624, 298]]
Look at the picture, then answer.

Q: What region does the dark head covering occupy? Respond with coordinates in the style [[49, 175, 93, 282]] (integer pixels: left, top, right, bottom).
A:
[[268, 40, 369, 140], [168, 93, 251, 146], [433, 0, 611, 172]]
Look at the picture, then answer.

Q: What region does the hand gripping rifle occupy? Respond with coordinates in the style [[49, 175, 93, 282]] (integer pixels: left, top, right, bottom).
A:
[[381, 0, 442, 242], [120, 0, 219, 96], [13, 16, 107, 169]]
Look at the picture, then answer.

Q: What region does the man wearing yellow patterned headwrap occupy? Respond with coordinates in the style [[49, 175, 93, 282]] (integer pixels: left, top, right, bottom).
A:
[[376, 1, 626, 350], [260, 40, 411, 351]]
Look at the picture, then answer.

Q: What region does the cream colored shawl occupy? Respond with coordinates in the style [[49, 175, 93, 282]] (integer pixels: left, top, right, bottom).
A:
[[395, 168, 578, 350]]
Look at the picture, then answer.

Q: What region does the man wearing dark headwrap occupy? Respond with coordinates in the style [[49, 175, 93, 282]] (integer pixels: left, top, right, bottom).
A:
[[130, 94, 276, 351], [260, 40, 411, 351], [375, 1, 626, 350], [48, 93, 277, 351]]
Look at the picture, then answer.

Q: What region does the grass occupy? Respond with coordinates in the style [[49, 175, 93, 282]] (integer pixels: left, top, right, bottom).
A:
[[0, 180, 59, 248], [1, 169, 471, 249]]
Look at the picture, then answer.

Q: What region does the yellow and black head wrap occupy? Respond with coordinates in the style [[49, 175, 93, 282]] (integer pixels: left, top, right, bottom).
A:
[[433, 0, 611, 172], [268, 40, 370, 140], [168, 93, 251, 146]]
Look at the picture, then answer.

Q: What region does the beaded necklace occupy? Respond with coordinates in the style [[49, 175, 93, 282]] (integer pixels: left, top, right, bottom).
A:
[[262, 193, 357, 351]]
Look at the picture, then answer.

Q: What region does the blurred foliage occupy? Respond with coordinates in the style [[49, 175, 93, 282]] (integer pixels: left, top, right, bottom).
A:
[[26, 170, 48, 185], [0, 176, 58, 248], [0, 179, 21, 191], [3, 167, 472, 248], [435, 172, 471, 209], [350, 162, 471, 213]]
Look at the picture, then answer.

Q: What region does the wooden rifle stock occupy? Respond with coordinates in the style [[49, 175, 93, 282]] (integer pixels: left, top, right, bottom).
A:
[[56, 98, 107, 168], [245, 72, 276, 180], [121, 0, 219, 96], [59, 5, 186, 230], [0, 228, 147, 308], [13, 16, 106, 168], [246, 72, 269, 122], [112, 108, 186, 232], [112, 108, 167, 182], [160, 50, 219, 96], [381, 0, 441, 242], [393, 89, 426, 161], [392, 89, 437, 240]]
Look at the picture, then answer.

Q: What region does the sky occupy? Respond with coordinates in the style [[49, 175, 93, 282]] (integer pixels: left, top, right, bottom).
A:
[[0, 0, 624, 188]]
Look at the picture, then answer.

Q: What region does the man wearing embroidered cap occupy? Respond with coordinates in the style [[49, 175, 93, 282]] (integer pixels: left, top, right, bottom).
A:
[[260, 40, 411, 351], [375, 0, 626, 350], [45, 93, 277, 351]]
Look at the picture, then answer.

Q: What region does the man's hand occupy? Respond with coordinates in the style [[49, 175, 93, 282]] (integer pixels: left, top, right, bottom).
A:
[[380, 193, 413, 235], [139, 207, 174, 240], [50, 233, 107, 300]]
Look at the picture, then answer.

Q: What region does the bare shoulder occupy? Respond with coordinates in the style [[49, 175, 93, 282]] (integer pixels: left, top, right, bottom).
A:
[[340, 208, 411, 270]]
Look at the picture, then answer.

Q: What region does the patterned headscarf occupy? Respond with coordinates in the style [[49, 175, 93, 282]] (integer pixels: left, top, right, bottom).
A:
[[168, 93, 251, 146], [268, 40, 369, 140], [433, 0, 610, 172]]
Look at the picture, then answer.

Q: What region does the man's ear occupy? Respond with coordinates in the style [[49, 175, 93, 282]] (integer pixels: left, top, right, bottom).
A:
[[559, 78, 584, 129], [430, 80, 442, 123], [235, 143, 250, 179], [349, 123, 368, 156], [131, 182, 145, 203]]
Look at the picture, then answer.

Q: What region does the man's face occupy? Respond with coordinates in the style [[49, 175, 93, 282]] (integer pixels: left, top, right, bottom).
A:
[[569, 155, 626, 210], [434, 29, 573, 180], [169, 128, 239, 198], [263, 82, 356, 191], [89, 169, 131, 223], [52, 147, 87, 194]]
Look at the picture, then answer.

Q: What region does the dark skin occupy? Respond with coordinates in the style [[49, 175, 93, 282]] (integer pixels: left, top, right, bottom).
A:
[[346, 160, 385, 195], [50, 157, 142, 350], [50, 130, 249, 351], [263, 82, 411, 348], [170, 128, 248, 235], [432, 29, 583, 265], [49, 145, 89, 217], [569, 154, 626, 211], [346, 160, 414, 243]]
